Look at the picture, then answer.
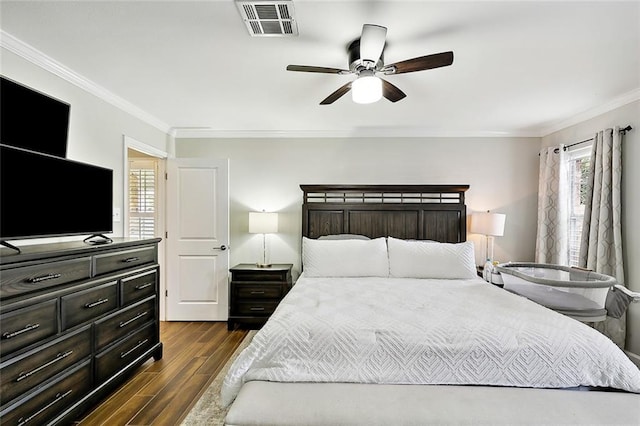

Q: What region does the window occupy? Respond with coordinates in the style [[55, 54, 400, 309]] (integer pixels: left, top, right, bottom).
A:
[[566, 146, 591, 266], [129, 159, 157, 239]]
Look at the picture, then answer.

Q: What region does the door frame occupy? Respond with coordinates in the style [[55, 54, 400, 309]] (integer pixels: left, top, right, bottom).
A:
[[123, 135, 168, 320]]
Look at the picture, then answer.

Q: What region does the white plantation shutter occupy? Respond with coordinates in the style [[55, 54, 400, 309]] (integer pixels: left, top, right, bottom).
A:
[[129, 159, 157, 239]]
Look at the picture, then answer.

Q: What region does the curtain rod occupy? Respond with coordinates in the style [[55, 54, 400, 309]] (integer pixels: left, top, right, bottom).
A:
[[552, 125, 633, 154]]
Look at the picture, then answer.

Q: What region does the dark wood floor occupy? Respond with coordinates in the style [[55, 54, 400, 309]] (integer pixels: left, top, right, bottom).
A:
[[75, 321, 248, 425]]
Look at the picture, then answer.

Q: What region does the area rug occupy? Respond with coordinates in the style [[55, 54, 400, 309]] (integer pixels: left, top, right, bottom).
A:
[[181, 330, 257, 426]]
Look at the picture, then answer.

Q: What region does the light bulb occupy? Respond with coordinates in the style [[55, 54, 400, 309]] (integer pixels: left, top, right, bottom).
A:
[[352, 71, 382, 104]]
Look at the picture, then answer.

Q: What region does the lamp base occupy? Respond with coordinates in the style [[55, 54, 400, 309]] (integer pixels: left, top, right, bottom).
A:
[[256, 262, 272, 268]]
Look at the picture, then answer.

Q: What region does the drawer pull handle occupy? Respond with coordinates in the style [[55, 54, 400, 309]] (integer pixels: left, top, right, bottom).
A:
[[27, 273, 61, 283], [122, 257, 140, 263], [135, 282, 154, 290], [250, 291, 265, 295], [2, 323, 40, 339], [249, 307, 265, 311], [16, 350, 74, 382], [18, 389, 72, 425], [120, 339, 149, 359], [119, 311, 149, 328], [85, 298, 109, 308]]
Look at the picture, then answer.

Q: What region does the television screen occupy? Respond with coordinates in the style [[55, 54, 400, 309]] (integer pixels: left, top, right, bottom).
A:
[[0, 144, 113, 241], [1, 76, 70, 158]]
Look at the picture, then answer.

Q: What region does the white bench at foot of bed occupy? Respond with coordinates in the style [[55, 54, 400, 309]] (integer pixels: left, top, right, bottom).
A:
[[225, 382, 640, 426]]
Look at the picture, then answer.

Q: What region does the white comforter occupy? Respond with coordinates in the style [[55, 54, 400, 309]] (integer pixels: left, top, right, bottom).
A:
[[221, 275, 640, 407]]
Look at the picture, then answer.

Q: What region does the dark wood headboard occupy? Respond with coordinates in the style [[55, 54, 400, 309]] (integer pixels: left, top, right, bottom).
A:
[[301, 185, 469, 243]]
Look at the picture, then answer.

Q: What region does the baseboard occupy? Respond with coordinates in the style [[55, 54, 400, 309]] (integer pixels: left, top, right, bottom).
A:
[[625, 350, 640, 368]]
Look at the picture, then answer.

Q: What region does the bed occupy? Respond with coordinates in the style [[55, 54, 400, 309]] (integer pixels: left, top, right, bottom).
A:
[[222, 185, 640, 425]]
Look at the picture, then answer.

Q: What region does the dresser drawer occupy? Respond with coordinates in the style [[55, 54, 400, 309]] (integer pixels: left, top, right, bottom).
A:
[[0, 257, 91, 299], [93, 246, 157, 276], [234, 284, 282, 299], [233, 301, 280, 316], [61, 281, 118, 330], [121, 269, 157, 306], [0, 360, 92, 426], [0, 326, 91, 407], [95, 297, 156, 351], [0, 299, 58, 358], [95, 323, 156, 384]]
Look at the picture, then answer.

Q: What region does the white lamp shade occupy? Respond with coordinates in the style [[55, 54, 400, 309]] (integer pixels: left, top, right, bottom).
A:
[[470, 212, 506, 237], [249, 212, 278, 234], [352, 74, 382, 104]]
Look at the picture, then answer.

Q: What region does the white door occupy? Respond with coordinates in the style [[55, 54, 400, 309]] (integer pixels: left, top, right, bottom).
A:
[[166, 158, 229, 320]]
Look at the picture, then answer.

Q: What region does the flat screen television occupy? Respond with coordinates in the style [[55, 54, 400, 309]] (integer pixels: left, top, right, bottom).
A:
[[1, 76, 70, 158], [0, 144, 113, 246]]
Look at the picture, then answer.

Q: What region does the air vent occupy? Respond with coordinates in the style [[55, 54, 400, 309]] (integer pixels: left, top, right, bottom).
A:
[[235, 1, 298, 36]]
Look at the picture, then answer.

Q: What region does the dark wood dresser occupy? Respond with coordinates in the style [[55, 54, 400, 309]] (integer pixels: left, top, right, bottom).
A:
[[0, 238, 162, 425], [228, 264, 292, 330]]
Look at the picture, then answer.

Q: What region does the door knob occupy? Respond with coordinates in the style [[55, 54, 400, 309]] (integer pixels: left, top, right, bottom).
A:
[[213, 245, 228, 251]]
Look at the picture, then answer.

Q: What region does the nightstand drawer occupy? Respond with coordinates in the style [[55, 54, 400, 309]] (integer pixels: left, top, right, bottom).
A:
[[234, 301, 279, 316], [234, 284, 282, 299], [93, 246, 157, 276], [61, 281, 118, 330], [0, 299, 58, 357], [0, 257, 91, 299], [0, 326, 91, 406], [95, 297, 156, 351], [231, 270, 290, 282]]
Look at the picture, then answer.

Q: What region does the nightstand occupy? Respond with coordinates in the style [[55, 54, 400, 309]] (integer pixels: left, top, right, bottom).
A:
[[228, 263, 293, 330]]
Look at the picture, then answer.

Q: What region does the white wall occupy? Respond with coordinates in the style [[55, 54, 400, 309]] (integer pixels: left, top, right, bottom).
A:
[[175, 137, 541, 277], [541, 100, 640, 355], [1, 49, 170, 241]]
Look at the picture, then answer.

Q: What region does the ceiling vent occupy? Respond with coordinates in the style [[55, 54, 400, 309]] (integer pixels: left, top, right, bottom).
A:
[[235, 1, 298, 37]]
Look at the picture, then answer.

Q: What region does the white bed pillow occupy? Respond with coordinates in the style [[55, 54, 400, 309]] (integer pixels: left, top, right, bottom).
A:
[[302, 236, 389, 277], [387, 237, 476, 279]]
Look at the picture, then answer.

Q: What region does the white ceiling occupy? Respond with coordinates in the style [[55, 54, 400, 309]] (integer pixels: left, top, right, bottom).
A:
[[1, 1, 639, 138]]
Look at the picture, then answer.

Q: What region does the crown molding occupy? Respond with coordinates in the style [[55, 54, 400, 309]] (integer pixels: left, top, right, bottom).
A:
[[170, 127, 539, 139], [540, 88, 640, 137], [1, 30, 172, 135]]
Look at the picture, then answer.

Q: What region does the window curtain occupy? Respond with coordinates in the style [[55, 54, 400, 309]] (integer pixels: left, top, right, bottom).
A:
[[535, 145, 568, 264], [579, 127, 625, 348]]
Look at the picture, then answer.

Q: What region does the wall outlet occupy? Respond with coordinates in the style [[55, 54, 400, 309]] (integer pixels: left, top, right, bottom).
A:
[[113, 207, 121, 222]]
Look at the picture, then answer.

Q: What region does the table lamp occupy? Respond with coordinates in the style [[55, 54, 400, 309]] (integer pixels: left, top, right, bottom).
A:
[[470, 210, 506, 264], [249, 211, 278, 267]]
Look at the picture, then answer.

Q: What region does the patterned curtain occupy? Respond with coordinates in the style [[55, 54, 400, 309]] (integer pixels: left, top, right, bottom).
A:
[[579, 127, 625, 348], [535, 145, 568, 264]]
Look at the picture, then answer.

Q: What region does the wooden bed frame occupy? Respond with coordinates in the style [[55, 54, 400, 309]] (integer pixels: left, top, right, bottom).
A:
[[224, 184, 640, 426], [301, 184, 469, 242]]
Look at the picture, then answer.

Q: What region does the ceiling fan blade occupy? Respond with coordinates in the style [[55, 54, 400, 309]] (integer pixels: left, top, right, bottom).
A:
[[385, 51, 454, 75], [286, 65, 350, 74], [381, 79, 406, 103], [360, 24, 387, 63], [320, 81, 353, 105]]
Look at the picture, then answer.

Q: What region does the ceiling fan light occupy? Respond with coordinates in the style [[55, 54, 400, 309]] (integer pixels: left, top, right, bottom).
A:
[[352, 75, 382, 104]]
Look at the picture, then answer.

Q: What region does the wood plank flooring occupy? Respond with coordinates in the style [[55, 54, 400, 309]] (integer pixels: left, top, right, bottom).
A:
[[75, 321, 248, 425]]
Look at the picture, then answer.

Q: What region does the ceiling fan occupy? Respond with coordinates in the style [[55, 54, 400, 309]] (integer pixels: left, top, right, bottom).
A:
[[286, 24, 454, 105]]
